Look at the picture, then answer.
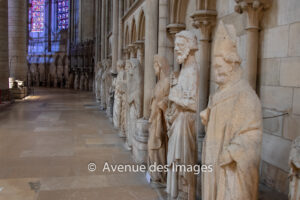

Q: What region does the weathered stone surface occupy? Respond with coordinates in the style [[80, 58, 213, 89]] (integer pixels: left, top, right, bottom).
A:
[[289, 22, 300, 56], [259, 86, 293, 112], [261, 133, 292, 172], [260, 25, 289, 58], [258, 58, 280, 86], [260, 161, 289, 195], [293, 88, 300, 115], [277, 0, 300, 26], [263, 109, 283, 137], [283, 115, 300, 141], [280, 57, 300, 87]]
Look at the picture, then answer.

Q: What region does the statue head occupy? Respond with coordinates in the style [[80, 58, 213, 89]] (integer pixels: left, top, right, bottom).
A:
[[175, 30, 198, 64], [213, 21, 242, 87], [153, 55, 170, 78], [117, 60, 125, 72]]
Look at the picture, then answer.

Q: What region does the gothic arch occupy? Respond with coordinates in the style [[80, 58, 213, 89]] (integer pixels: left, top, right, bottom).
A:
[[130, 18, 137, 44], [169, 0, 189, 25], [137, 10, 145, 41], [125, 25, 129, 47]]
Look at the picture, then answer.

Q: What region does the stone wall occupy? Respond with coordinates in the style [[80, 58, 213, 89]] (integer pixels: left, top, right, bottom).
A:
[[258, 0, 300, 194]]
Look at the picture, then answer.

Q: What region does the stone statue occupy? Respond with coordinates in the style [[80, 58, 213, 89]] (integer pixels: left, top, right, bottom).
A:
[[84, 72, 89, 91], [105, 60, 113, 118], [100, 62, 107, 110], [74, 71, 79, 90], [113, 60, 126, 129], [95, 62, 102, 102], [79, 72, 85, 90], [201, 21, 263, 200], [148, 55, 170, 185], [289, 136, 300, 200], [166, 30, 199, 199], [119, 64, 129, 138], [125, 59, 143, 150]]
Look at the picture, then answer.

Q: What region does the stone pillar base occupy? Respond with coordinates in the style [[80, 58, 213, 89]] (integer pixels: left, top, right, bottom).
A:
[[132, 118, 149, 164]]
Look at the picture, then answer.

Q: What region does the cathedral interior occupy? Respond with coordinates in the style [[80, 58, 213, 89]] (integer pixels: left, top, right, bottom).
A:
[[0, 0, 299, 199]]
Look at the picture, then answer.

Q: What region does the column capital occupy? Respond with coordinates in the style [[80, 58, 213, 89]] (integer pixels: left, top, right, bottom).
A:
[[166, 23, 186, 38], [235, 0, 271, 30], [134, 40, 145, 56], [191, 10, 217, 41]]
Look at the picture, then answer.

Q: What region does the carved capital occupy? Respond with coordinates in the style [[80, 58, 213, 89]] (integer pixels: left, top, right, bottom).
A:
[[191, 10, 217, 41], [235, 0, 271, 30], [166, 23, 186, 38], [134, 40, 145, 56]]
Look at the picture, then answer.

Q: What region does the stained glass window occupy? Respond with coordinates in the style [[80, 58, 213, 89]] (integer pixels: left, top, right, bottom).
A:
[[57, 0, 69, 31], [31, 0, 45, 32]]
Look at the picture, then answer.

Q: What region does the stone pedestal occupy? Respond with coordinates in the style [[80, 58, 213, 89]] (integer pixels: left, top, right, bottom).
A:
[[132, 118, 149, 164]]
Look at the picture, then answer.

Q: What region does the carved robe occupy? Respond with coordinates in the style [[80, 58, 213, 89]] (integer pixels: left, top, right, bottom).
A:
[[202, 78, 262, 200], [148, 74, 170, 183], [126, 59, 143, 149], [167, 63, 198, 199], [113, 69, 126, 128], [100, 68, 107, 109], [95, 68, 103, 101], [289, 136, 300, 200]]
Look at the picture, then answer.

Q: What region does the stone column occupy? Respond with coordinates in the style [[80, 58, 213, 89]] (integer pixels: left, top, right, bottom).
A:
[[166, 23, 186, 72], [0, 0, 9, 99], [101, 0, 106, 60], [8, 0, 27, 83], [143, 0, 158, 118], [235, 0, 271, 89], [118, 0, 123, 60], [111, 0, 119, 73], [158, 0, 173, 66], [191, 10, 217, 156]]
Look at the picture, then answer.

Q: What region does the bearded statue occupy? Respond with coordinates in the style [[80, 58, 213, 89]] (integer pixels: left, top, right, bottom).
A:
[[166, 30, 199, 200], [201, 21, 263, 200]]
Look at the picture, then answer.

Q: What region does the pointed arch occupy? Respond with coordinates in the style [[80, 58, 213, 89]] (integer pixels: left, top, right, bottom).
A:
[[125, 25, 129, 47], [137, 10, 145, 41], [130, 18, 137, 44], [169, 0, 188, 24]]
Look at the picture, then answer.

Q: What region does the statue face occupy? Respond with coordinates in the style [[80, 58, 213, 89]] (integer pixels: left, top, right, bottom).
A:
[[175, 37, 189, 64], [213, 56, 233, 86]]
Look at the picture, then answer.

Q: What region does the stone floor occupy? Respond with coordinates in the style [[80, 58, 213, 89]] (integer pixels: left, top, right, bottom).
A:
[[0, 88, 159, 200], [0, 88, 289, 200]]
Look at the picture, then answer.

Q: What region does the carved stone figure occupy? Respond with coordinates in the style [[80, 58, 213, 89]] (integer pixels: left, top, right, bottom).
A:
[[79, 72, 85, 90], [74, 71, 79, 90], [113, 60, 126, 129], [119, 64, 129, 138], [84, 72, 89, 91], [166, 30, 198, 199], [100, 62, 107, 110], [95, 62, 102, 102], [289, 136, 300, 200], [148, 55, 170, 185], [125, 59, 143, 150], [201, 21, 263, 200], [105, 60, 113, 118]]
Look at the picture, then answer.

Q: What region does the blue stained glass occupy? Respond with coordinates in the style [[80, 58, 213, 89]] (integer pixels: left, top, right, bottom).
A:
[[31, 0, 45, 32], [57, 0, 69, 30]]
